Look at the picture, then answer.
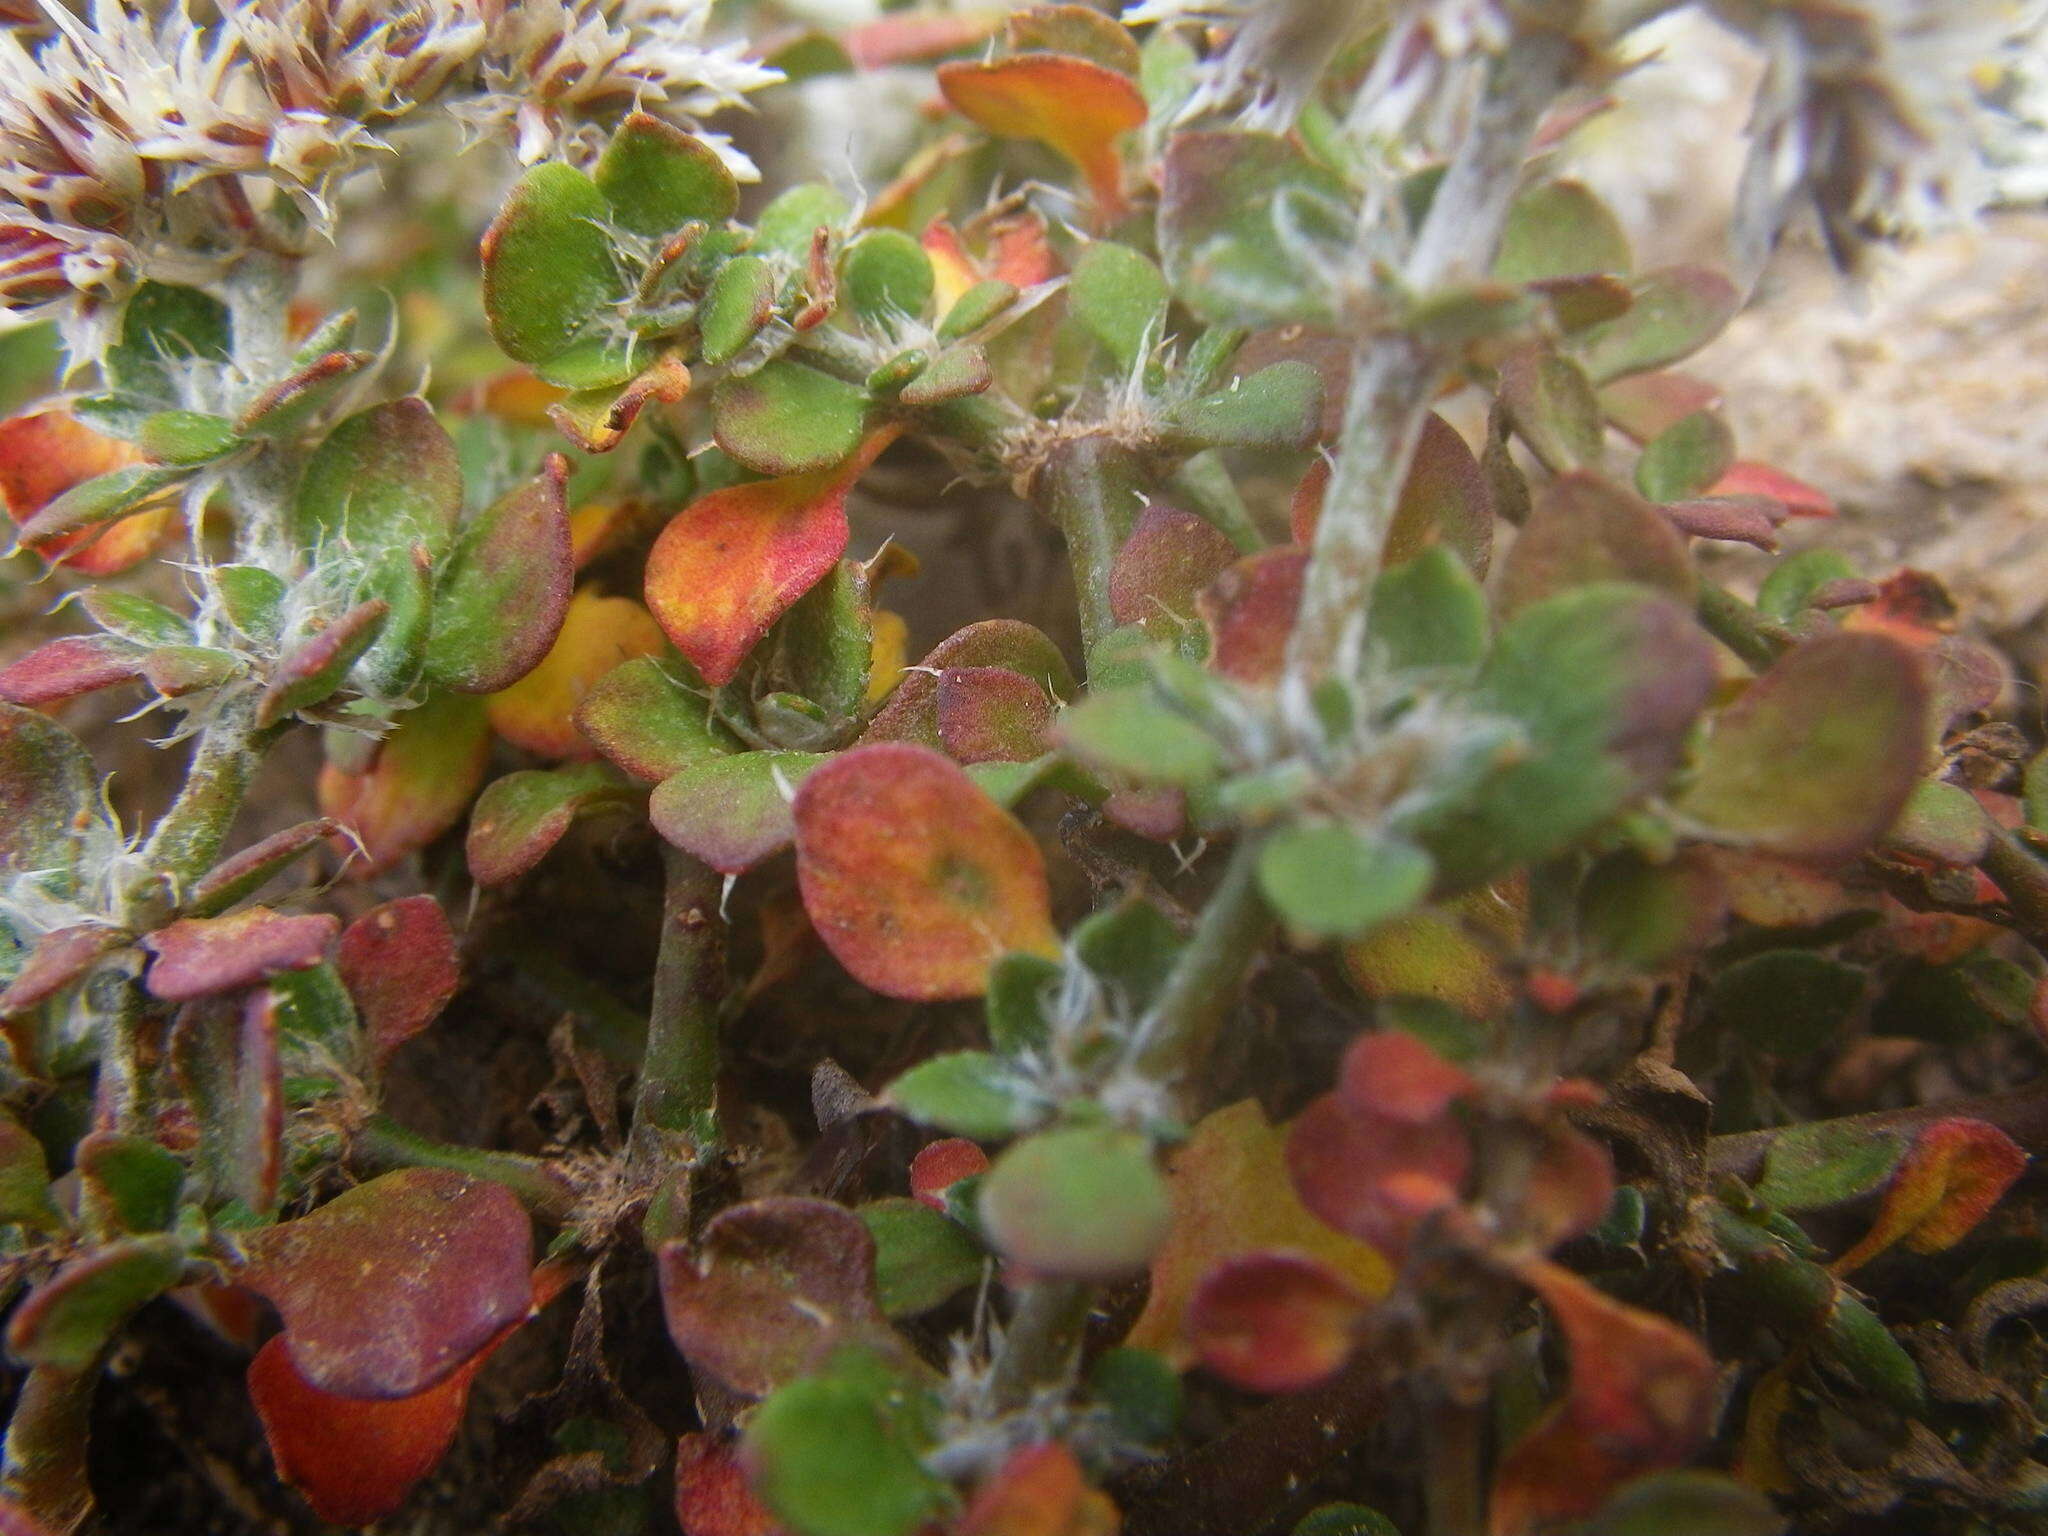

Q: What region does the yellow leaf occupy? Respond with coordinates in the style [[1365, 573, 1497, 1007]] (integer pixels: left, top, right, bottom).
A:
[[1125, 1099, 1392, 1360]]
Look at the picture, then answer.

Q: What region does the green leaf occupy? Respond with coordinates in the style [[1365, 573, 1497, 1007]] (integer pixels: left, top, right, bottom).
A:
[[574, 656, 736, 783], [293, 398, 462, 558], [1883, 778, 1991, 866], [753, 182, 851, 260], [13, 462, 190, 554], [744, 1350, 950, 1536], [0, 1111, 60, 1231], [1677, 633, 1931, 862], [1707, 950, 1865, 1057], [649, 751, 828, 875], [1058, 689, 1223, 787], [1164, 361, 1322, 451], [986, 951, 1063, 1056], [1369, 546, 1488, 670], [886, 1051, 1041, 1141], [699, 253, 778, 366], [897, 347, 991, 407], [106, 282, 230, 401], [0, 704, 102, 891], [137, 409, 238, 465], [1753, 1121, 1907, 1212], [213, 564, 289, 646], [77, 1130, 184, 1235], [775, 561, 874, 725], [936, 279, 1018, 342], [1634, 409, 1734, 503], [482, 162, 622, 365], [1071, 241, 1168, 374], [6, 1235, 186, 1370], [1755, 548, 1857, 623], [857, 1197, 984, 1317], [1575, 265, 1741, 383], [79, 590, 191, 648], [1072, 897, 1183, 1010], [1492, 180, 1631, 284], [1258, 823, 1434, 941], [979, 1125, 1171, 1280], [593, 113, 738, 237], [1159, 131, 1351, 326], [1578, 851, 1723, 970], [466, 761, 636, 886], [1088, 1347, 1183, 1446], [1498, 344, 1604, 473], [1420, 585, 1716, 887], [840, 230, 935, 324], [713, 360, 867, 476], [423, 458, 573, 694]]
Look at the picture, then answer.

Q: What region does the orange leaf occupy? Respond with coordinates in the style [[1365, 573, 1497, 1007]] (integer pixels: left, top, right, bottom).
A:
[[644, 429, 899, 687], [1125, 1100, 1391, 1360], [318, 693, 490, 875], [1830, 1117, 2026, 1274], [1708, 460, 1834, 518], [248, 1333, 487, 1525], [936, 55, 1146, 225], [0, 408, 169, 575], [248, 1263, 570, 1526], [1491, 1261, 1716, 1534], [958, 1442, 1117, 1536], [792, 742, 1058, 999], [487, 587, 666, 758]]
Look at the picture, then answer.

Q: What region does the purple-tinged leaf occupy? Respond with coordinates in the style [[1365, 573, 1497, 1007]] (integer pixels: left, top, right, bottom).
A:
[[0, 636, 142, 707], [256, 600, 389, 727], [186, 819, 339, 917], [466, 761, 638, 887], [335, 896, 459, 1067], [235, 1169, 534, 1399], [423, 455, 573, 694], [935, 667, 1053, 765], [143, 908, 339, 1003], [650, 752, 826, 875], [0, 924, 128, 1018], [658, 1197, 901, 1397]]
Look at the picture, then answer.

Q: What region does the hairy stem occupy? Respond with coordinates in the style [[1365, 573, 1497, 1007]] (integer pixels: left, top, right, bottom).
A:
[[136, 690, 263, 911], [1041, 434, 1143, 661], [629, 845, 727, 1168], [990, 1278, 1095, 1410], [1136, 836, 1274, 1093], [1288, 28, 1582, 687], [352, 1115, 579, 1223]]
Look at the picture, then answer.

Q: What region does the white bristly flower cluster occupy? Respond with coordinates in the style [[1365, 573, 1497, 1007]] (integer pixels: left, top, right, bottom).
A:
[[0, 0, 779, 354], [1709, 0, 2048, 270]]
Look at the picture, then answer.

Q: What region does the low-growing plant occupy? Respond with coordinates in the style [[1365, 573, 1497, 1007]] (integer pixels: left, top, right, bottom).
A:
[[0, 1, 2045, 1533]]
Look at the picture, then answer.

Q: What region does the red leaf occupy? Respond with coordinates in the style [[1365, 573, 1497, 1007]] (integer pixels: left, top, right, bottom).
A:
[[143, 908, 339, 1003], [936, 54, 1147, 224], [645, 430, 899, 686], [1186, 1250, 1370, 1393], [1336, 1031, 1476, 1125], [793, 743, 1059, 1000], [336, 896, 460, 1068], [0, 636, 142, 707], [0, 924, 129, 1018], [1831, 1117, 2026, 1274], [1708, 460, 1834, 518], [910, 1138, 988, 1210], [1523, 1127, 1616, 1251], [1110, 504, 1239, 634], [675, 1433, 785, 1536], [236, 1169, 534, 1398], [1199, 548, 1307, 686], [1285, 1092, 1469, 1259]]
